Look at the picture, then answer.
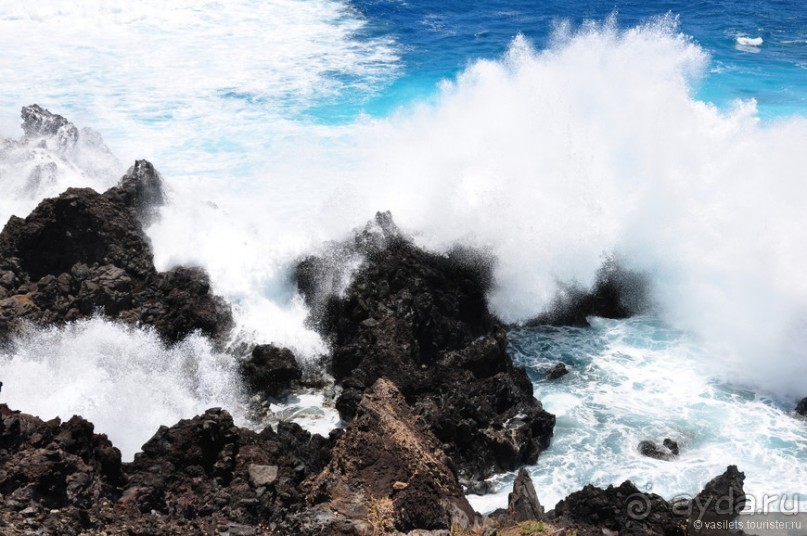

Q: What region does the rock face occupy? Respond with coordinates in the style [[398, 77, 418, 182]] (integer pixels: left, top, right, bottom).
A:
[[296, 212, 555, 484], [0, 162, 231, 344], [527, 258, 649, 327], [239, 344, 303, 397], [303, 379, 477, 534], [508, 468, 544, 522], [638, 438, 680, 461], [692, 465, 746, 521], [552, 480, 686, 536], [796, 397, 807, 416]]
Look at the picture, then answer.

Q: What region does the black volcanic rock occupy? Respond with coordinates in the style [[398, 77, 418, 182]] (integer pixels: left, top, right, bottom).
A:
[[552, 480, 686, 535], [295, 212, 555, 485], [104, 159, 166, 226], [508, 468, 544, 522], [545, 362, 569, 380], [692, 465, 747, 521], [639, 438, 680, 461], [239, 344, 302, 397], [527, 258, 649, 327], [0, 403, 335, 535], [796, 397, 807, 416], [0, 404, 123, 511], [0, 164, 231, 343]]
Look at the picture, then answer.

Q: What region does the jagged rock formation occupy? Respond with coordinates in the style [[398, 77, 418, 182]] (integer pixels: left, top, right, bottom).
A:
[[296, 212, 555, 485], [239, 344, 303, 397], [0, 161, 231, 344], [301, 379, 478, 534], [0, 105, 121, 202], [0, 403, 335, 535], [551, 480, 687, 535], [526, 258, 649, 327]]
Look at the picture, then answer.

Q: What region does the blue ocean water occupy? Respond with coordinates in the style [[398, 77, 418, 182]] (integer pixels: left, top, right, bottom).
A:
[[326, 0, 807, 120]]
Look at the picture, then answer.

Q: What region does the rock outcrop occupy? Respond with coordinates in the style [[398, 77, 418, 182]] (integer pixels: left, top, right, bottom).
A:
[[691, 465, 747, 522], [239, 344, 303, 397], [0, 162, 232, 344], [638, 438, 680, 461], [0, 403, 335, 535], [526, 258, 649, 327], [296, 212, 555, 484], [508, 468, 544, 522], [551, 480, 686, 535], [795, 397, 807, 417], [301, 379, 478, 534]]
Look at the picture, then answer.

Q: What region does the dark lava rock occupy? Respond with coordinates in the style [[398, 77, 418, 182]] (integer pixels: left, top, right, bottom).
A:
[[239, 344, 302, 397], [796, 397, 807, 416], [545, 363, 569, 380], [0, 404, 123, 511], [123, 407, 332, 525], [552, 480, 686, 536], [0, 164, 231, 344], [104, 159, 166, 226], [527, 258, 649, 327], [302, 379, 478, 534], [639, 438, 680, 461], [508, 468, 544, 522], [0, 403, 335, 535], [691, 465, 747, 521], [295, 212, 555, 484]]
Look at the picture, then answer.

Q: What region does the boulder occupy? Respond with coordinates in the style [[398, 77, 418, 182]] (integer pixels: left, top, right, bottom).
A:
[[638, 438, 679, 461], [545, 363, 569, 380], [0, 166, 231, 343], [295, 212, 555, 484], [302, 379, 478, 533], [239, 344, 302, 397]]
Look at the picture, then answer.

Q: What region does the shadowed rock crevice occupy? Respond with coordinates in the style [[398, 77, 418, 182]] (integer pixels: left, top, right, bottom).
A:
[[295, 212, 555, 485]]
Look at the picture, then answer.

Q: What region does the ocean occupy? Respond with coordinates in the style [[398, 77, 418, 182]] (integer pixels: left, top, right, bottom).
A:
[[0, 0, 805, 514]]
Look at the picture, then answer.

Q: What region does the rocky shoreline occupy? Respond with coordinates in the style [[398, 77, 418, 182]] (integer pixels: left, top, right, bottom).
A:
[[0, 106, 785, 535]]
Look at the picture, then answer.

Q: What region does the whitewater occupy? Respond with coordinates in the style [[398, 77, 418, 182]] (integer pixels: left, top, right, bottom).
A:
[[0, 0, 805, 514]]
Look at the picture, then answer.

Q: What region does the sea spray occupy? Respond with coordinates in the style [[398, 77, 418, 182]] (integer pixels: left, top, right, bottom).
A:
[[0, 318, 247, 460]]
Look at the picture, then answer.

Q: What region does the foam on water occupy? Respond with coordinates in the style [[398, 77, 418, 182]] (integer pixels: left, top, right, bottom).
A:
[[468, 316, 807, 513], [0, 318, 247, 460]]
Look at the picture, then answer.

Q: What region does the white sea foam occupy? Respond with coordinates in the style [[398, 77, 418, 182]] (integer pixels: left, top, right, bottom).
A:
[[0, 318, 248, 460], [737, 36, 764, 46]]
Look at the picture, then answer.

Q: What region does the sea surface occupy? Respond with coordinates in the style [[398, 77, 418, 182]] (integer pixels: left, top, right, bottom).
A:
[[0, 0, 805, 514]]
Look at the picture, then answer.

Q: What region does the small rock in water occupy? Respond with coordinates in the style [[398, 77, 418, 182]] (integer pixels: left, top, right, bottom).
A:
[[545, 363, 569, 380], [638, 438, 679, 461]]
